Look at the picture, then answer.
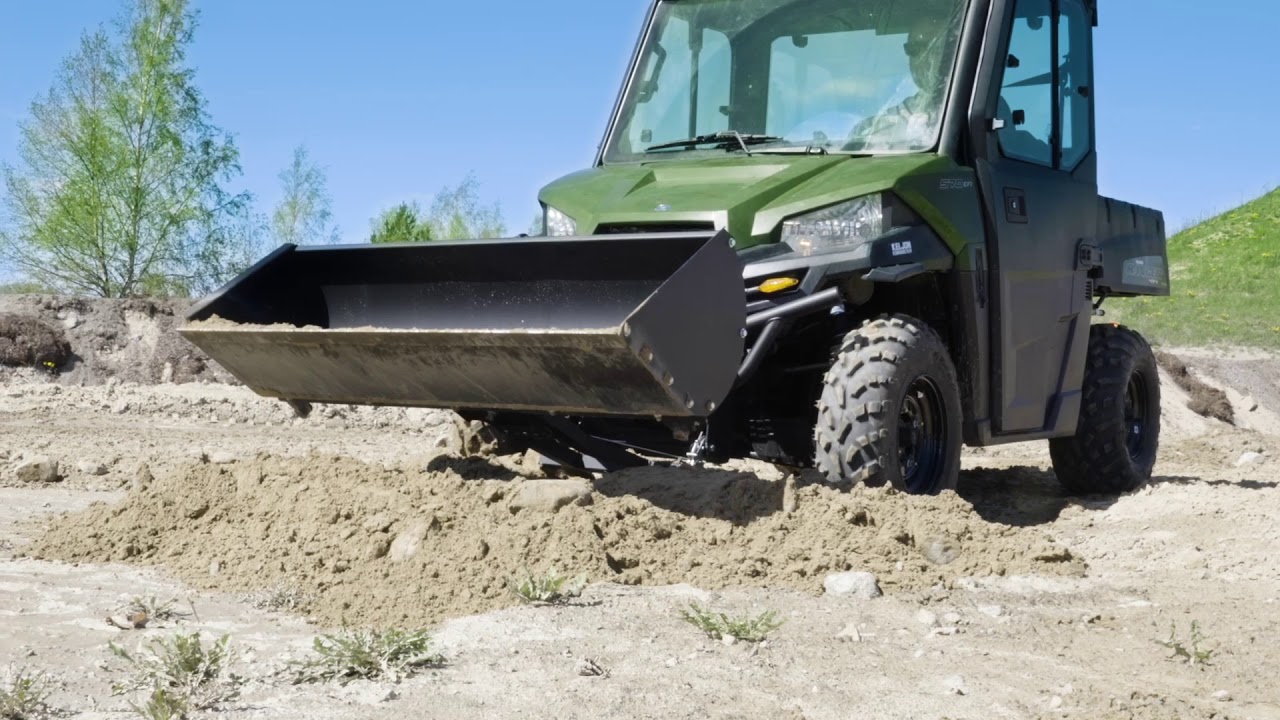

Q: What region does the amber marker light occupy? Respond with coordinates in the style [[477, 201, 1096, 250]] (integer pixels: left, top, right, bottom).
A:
[[759, 277, 800, 294]]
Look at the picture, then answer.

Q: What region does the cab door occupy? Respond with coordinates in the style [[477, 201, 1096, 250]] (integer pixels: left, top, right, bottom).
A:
[[974, 0, 1098, 435]]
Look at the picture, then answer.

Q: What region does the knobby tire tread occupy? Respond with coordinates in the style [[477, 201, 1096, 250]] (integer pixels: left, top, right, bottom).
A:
[[815, 314, 961, 494], [1049, 323, 1161, 495]]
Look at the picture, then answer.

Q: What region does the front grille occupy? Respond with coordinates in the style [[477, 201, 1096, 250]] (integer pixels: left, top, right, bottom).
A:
[[595, 222, 716, 235]]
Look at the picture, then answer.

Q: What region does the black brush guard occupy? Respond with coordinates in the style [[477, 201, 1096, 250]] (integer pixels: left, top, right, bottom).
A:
[[180, 231, 746, 420]]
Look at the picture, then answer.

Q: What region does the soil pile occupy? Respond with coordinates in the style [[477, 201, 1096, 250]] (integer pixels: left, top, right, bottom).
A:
[[0, 294, 230, 385], [0, 312, 70, 368], [1155, 351, 1234, 425], [29, 453, 1085, 628]]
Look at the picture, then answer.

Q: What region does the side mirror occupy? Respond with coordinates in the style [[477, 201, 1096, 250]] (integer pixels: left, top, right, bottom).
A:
[[1007, 54, 1021, 69]]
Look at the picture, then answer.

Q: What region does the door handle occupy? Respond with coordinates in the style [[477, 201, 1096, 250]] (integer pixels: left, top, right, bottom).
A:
[[1004, 188, 1028, 224]]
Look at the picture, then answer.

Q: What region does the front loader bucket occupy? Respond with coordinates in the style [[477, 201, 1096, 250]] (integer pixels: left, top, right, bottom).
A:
[[180, 231, 745, 418]]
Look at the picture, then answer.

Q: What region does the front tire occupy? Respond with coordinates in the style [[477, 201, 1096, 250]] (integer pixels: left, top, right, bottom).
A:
[[815, 314, 962, 494], [1049, 323, 1161, 494]]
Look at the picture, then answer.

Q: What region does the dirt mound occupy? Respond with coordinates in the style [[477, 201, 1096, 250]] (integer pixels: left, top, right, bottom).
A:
[[28, 454, 1085, 628], [1155, 351, 1234, 425], [0, 294, 230, 385], [0, 312, 71, 369]]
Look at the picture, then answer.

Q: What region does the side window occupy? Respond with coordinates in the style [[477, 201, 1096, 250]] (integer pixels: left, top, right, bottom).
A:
[[997, 0, 1053, 166], [1059, 0, 1093, 170]]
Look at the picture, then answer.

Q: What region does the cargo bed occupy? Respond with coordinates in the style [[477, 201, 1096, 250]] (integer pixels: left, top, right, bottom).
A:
[[1095, 196, 1170, 297]]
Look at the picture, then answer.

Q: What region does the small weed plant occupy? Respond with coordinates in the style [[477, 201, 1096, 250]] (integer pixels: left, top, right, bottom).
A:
[[123, 596, 189, 624], [507, 567, 587, 605], [240, 581, 315, 614], [291, 627, 442, 685], [130, 688, 187, 720], [1157, 620, 1216, 666], [0, 667, 54, 720], [108, 632, 242, 714], [679, 603, 784, 643]]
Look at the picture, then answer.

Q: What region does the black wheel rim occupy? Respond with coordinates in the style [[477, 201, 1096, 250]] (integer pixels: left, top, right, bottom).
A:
[[1124, 371, 1150, 460], [899, 375, 946, 493]]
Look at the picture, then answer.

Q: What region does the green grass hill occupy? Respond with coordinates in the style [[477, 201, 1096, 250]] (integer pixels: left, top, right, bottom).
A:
[[1112, 188, 1280, 348]]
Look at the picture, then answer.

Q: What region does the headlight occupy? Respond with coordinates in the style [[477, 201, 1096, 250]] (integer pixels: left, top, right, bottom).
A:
[[545, 206, 577, 237], [781, 194, 885, 256]]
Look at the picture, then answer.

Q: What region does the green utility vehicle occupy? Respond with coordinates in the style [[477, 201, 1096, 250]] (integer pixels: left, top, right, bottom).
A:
[[182, 0, 1170, 495]]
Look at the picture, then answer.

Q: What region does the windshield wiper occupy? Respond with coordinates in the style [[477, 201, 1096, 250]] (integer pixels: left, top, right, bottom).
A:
[[751, 145, 830, 156], [645, 131, 784, 155]]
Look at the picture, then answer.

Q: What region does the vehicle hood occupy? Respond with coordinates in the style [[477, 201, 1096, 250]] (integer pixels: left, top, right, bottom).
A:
[[538, 154, 952, 250]]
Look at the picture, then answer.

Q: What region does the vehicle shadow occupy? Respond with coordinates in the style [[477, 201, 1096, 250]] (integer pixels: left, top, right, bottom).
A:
[[592, 465, 784, 525], [957, 466, 1092, 527], [452, 455, 1254, 528], [1149, 475, 1278, 490], [424, 455, 785, 523], [60, 352, 86, 376], [958, 467, 1233, 527], [423, 454, 523, 482]]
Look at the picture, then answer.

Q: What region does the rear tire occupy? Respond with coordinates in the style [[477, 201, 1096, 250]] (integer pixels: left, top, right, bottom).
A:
[[1049, 323, 1161, 495], [815, 314, 962, 495]]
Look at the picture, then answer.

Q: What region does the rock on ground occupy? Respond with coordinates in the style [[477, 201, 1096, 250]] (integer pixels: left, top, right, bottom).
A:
[[942, 675, 968, 696], [13, 456, 60, 484], [1236, 451, 1265, 467], [209, 451, 237, 465], [389, 518, 437, 562], [835, 623, 863, 642], [916, 609, 939, 627], [822, 571, 882, 599], [920, 535, 961, 565], [508, 479, 594, 513], [75, 460, 108, 476]]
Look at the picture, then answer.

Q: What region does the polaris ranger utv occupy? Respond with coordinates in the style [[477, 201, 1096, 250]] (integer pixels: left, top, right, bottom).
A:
[[182, 0, 1170, 496]]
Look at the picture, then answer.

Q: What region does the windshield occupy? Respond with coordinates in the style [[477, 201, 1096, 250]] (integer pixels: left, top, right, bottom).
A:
[[603, 0, 968, 163]]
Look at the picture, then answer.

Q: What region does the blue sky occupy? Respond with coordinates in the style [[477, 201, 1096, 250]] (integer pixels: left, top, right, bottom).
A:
[[1, 0, 1277, 248]]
